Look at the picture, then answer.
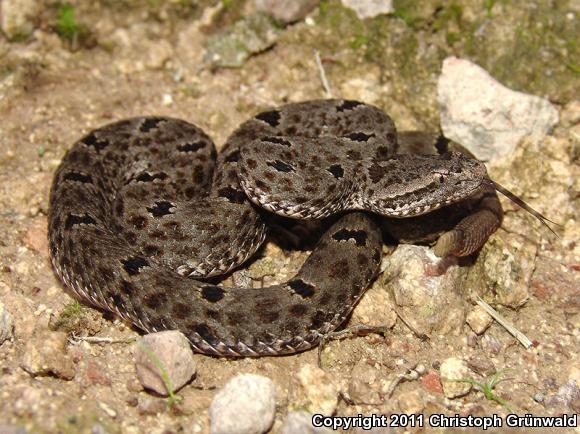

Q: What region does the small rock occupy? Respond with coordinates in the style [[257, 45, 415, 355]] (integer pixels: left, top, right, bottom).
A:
[[280, 412, 331, 434], [20, 329, 76, 380], [421, 371, 443, 394], [0, 0, 41, 40], [134, 331, 196, 396], [341, 0, 394, 19], [295, 364, 339, 415], [255, 0, 318, 23], [380, 245, 468, 335], [204, 13, 282, 68], [0, 301, 14, 344], [480, 332, 503, 355], [397, 389, 424, 414], [466, 357, 496, 377], [466, 305, 493, 334], [438, 57, 559, 161], [209, 374, 276, 434], [440, 357, 472, 398]]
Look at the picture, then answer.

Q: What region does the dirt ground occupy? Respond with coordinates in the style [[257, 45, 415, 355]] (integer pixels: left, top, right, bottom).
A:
[[0, 1, 578, 433]]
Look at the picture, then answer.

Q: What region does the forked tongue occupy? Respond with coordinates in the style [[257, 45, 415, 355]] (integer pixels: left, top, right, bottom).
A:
[[487, 179, 560, 236]]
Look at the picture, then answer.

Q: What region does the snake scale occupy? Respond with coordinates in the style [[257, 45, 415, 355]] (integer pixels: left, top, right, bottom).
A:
[[49, 99, 506, 357]]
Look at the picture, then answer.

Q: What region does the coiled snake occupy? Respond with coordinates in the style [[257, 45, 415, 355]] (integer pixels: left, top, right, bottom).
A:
[[49, 99, 513, 356]]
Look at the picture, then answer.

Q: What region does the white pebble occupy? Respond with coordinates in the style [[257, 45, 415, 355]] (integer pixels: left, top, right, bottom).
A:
[[438, 57, 559, 161], [209, 374, 276, 434], [162, 93, 173, 106]]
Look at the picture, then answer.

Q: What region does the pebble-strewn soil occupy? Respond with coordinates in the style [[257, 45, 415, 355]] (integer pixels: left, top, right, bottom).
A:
[[0, 1, 578, 433]]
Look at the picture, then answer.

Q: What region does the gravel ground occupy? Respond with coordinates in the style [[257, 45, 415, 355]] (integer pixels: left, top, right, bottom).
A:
[[0, 1, 578, 433]]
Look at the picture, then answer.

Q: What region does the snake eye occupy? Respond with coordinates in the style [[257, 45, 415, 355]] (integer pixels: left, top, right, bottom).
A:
[[437, 174, 445, 183]]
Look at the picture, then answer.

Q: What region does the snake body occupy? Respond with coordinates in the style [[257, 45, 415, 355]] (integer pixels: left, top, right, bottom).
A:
[[48, 99, 501, 356]]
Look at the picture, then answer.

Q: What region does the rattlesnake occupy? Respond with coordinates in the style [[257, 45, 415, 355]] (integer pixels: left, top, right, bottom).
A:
[[49, 99, 508, 357]]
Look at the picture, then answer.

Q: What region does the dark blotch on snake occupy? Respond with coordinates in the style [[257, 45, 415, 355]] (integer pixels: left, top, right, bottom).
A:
[[146, 201, 174, 217], [368, 163, 387, 183], [263, 136, 292, 147], [135, 172, 168, 183], [63, 172, 92, 183], [337, 100, 363, 112], [143, 245, 162, 256], [255, 110, 281, 127], [327, 164, 344, 179], [267, 160, 295, 173], [82, 133, 108, 152], [177, 142, 205, 153], [65, 213, 96, 229], [217, 187, 247, 204], [224, 149, 240, 162], [345, 132, 374, 142], [310, 310, 330, 329], [140, 118, 164, 133], [129, 215, 147, 229], [246, 159, 257, 169], [201, 285, 225, 303], [288, 279, 316, 298], [121, 256, 149, 275], [194, 323, 217, 345], [332, 229, 368, 246]]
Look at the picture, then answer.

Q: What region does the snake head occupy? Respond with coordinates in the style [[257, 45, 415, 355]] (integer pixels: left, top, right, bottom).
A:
[[362, 151, 489, 218]]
